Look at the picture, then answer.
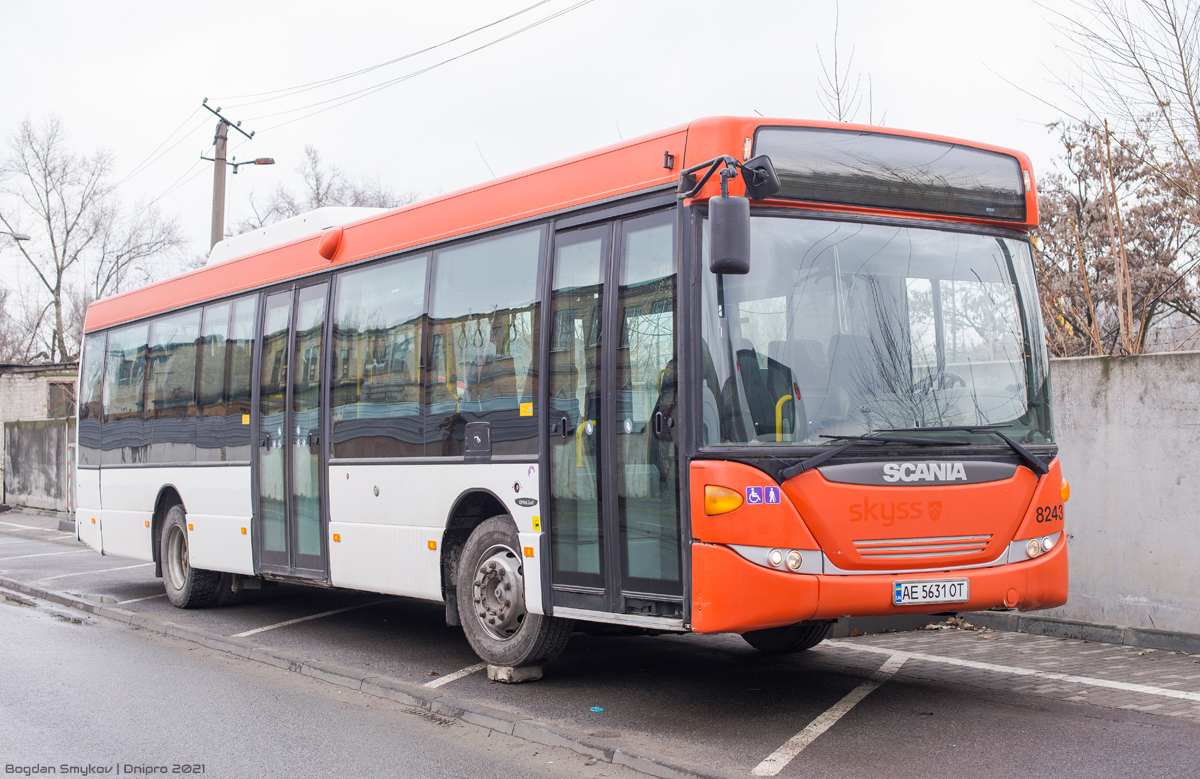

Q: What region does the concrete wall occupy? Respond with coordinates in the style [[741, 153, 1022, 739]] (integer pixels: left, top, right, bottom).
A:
[[3, 419, 73, 512], [0, 364, 76, 496], [1046, 352, 1200, 635]]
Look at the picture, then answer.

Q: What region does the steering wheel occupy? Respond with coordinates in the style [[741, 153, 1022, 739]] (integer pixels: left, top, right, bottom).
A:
[[916, 371, 966, 393]]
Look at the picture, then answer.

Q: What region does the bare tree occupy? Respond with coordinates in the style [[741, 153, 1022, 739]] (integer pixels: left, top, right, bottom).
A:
[[1034, 121, 1199, 355], [1055, 0, 1200, 225], [0, 116, 182, 363], [815, 2, 884, 125], [236, 145, 417, 233], [0, 288, 28, 363]]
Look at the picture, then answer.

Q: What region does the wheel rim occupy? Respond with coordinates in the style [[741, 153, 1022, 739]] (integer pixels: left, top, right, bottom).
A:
[[471, 543, 526, 641], [166, 524, 189, 591]]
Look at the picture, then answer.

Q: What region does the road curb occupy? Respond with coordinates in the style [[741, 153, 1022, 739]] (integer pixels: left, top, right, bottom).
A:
[[962, 611, 1200, 654], [0, 575, 737, 779]]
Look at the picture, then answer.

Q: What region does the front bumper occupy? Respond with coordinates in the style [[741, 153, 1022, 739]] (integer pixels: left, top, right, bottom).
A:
[[690, 534, 1068, 634]]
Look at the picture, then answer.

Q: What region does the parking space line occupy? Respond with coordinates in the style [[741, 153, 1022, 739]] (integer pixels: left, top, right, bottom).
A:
[[0, 540, 37, 546], [424, 662, 487, 688], [40, 563, 154, 581], [753, 654, 905, 777], [829, 640, 1200, 703], [0, 550, 92, 561], [0, 521, 58, 532], [118, 593, 167, 605], [232, 601, 386, 637]]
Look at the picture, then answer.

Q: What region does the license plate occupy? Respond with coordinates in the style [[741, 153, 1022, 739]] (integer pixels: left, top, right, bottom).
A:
[[893, 578, 969, 606]]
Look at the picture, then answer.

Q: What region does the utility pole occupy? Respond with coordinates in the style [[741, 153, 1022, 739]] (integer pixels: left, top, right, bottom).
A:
[[200, 99, 265, 249], [210, 119, 229, 249]]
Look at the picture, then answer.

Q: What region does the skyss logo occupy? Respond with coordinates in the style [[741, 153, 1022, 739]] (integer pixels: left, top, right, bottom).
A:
[[849, 498, 942, 527]]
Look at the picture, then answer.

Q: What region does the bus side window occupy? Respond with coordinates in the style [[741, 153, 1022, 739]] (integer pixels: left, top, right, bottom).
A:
[[225, 295, 258, 461], [78, 332, 108, 467], [102, 323, 149, 465], [331, 254, 427, 459], [197, 301, 231, 461], [147, 310, 201, 464], [427, 228, 541, 457]]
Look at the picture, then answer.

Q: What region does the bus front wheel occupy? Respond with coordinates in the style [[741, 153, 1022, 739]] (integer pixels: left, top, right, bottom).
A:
[[456, 516, 572, 668], [741, 621, 832, 653], [161, 505, 220, 609]]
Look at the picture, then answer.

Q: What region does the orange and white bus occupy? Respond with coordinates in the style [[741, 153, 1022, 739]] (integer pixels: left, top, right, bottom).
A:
[[75, 117, 1068, 667]]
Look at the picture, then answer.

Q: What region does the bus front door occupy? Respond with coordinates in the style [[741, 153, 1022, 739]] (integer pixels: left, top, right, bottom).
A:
[[255, 282, 330, 579], [546, 210, 682, 621]]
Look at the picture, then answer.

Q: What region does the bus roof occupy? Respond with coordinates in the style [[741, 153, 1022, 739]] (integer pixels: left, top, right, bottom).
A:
[[84, 117, 1037, 333]]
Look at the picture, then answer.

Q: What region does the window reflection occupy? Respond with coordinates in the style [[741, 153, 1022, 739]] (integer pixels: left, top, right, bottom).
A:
[[331, 255, 427, 458], [427, 228, 541, 456]]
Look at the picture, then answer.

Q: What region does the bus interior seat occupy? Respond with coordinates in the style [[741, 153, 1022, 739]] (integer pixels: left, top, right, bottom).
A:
[[769, 338, 826, 439], [734, 340, 802, 442]]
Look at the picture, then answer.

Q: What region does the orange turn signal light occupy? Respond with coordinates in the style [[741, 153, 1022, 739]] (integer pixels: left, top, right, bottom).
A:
[[523, 546, 535, 558], [1060, 479, 1071, 503], [704, 485, 744, 516], [427, 540, 437, 550], [333, 533, 341, 543], [240, 527, 247, 535]]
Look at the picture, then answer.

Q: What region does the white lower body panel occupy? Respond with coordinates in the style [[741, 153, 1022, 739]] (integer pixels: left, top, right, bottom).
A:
[[76, 468, 103, 553], [327, 461, 545, 613], [97, 465, 253, 573]]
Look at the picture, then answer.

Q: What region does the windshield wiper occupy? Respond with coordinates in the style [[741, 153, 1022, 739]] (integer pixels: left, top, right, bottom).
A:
[[781, 433, 968, 480], [877, 424, 1049, 476]]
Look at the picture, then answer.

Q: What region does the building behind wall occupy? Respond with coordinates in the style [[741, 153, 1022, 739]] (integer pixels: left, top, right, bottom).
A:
[[0, 362, 78, 508]]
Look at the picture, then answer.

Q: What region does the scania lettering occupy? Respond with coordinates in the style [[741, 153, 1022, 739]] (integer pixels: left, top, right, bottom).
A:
[[75, 117, 1068, 668], [882, 462, 969, 482]]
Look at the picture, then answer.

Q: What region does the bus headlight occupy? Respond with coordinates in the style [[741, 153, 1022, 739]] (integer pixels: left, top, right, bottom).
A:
[[785, 550, 803, 571], [768, 549, 784, 567], [1026, 539, 1042, 559], [1041, 535, 1056, 552]]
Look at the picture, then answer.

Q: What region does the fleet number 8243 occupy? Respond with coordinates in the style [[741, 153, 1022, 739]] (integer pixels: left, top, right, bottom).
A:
[[1035, 504, 1064, 523]]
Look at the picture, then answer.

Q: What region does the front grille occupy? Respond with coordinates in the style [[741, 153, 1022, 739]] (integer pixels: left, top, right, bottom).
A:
[[852, 534, 993, 560]]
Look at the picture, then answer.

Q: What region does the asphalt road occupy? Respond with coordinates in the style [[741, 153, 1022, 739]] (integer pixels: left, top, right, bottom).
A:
[[2, 511, 1199, 779], [0, 593, 642, 779]]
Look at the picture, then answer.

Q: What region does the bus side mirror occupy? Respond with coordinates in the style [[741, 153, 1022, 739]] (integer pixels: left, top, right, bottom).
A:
[[710, 195, 751, 275], [741, 155, 781, 201]]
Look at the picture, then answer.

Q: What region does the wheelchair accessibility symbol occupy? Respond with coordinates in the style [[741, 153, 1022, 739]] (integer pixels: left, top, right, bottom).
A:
[[746, 486, 781, 506]]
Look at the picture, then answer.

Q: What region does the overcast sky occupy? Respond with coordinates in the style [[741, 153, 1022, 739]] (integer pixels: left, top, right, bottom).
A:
[[1, 0, 1086, 283]]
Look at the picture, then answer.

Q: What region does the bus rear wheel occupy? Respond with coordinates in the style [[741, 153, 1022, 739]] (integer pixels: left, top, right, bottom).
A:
[[161, 505, 220, 609], [456, 516, 573, 668], [741, 621, 832, 653]]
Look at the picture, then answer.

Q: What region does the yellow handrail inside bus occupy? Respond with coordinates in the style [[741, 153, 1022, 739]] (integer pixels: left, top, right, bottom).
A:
[[576, 420, 592, 467], [775, 394, 791, 443]]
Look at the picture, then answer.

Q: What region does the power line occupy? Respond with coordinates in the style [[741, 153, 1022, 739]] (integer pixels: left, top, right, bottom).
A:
[[111, 108, 208, 191], [215, 0, 556, 108], [250, 0, 597, 132], [114, 159, 207, 228], [114, 111, 262, 230], [111, 0, 598, 245]]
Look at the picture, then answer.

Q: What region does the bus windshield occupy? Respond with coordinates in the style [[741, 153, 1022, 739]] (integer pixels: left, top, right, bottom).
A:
[[700, 216, 1053, 447]]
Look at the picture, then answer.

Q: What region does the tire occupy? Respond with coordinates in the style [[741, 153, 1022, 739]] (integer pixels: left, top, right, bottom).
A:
[[741, 621, 832, 653], [160, 505, 220, 609], [456, 516, 573, 667]]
